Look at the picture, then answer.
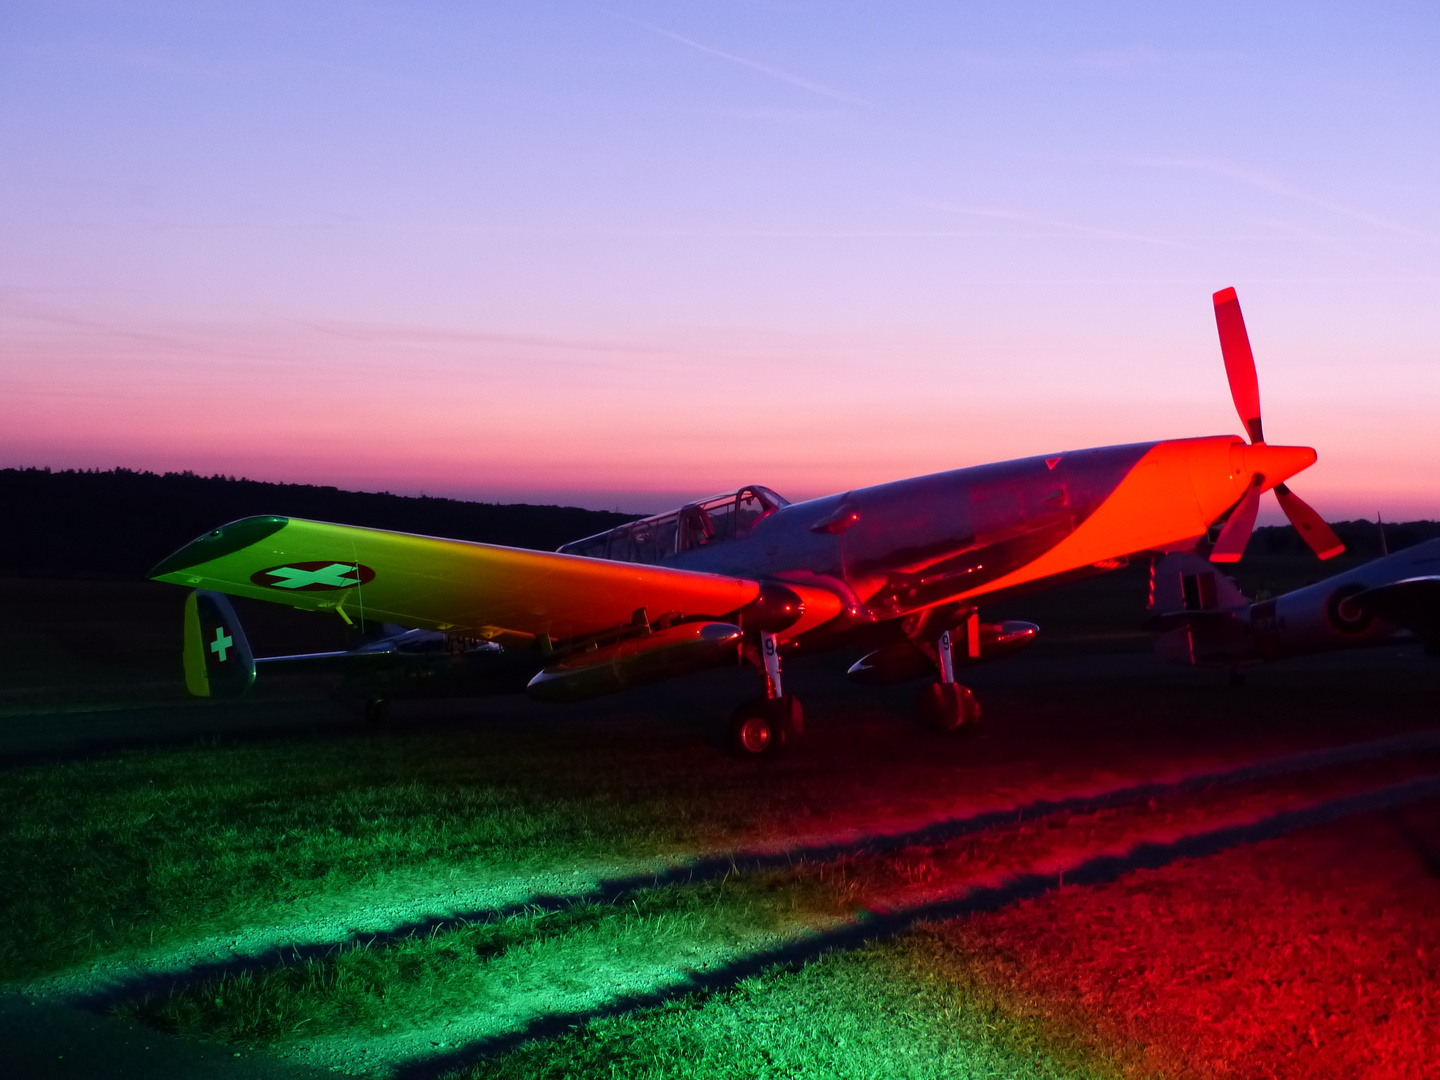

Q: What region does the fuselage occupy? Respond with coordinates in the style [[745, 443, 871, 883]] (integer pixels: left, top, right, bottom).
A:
[[569, 434, 1316, 646], [1156, 538, 1440, 665]]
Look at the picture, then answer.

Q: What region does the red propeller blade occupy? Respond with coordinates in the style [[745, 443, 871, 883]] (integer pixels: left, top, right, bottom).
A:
[[1213, 287, 1264, 444], [1210, 474, 1264, 563], [1274, 483, 1345, 560]]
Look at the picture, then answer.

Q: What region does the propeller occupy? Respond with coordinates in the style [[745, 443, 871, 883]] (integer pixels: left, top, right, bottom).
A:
[[1209, 287, 1344, 564]]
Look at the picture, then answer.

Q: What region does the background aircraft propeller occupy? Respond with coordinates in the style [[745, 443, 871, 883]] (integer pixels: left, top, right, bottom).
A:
[[1210, 287, 1344, 564]]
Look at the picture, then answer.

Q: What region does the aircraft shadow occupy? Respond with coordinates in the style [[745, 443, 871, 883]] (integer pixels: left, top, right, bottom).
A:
[[71, 729, 1440, 1015], [401, 771, 1440, 1079]]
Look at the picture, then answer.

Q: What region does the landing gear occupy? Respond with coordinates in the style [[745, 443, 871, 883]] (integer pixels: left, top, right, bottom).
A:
[[363, 697, 390, 726], [914, 624, 981, 733], [731, 630, 804, 757], [915, 681, 981, 732], [729, 695, 804, 756]]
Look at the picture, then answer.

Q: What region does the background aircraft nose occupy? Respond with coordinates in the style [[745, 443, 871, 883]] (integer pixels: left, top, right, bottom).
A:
[[1242, 443, 1317, 488]]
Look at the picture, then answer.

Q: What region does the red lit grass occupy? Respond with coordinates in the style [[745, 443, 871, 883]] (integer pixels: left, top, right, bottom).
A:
[[916, 799, 1440, 1079], [116, 749, 1440, 1074]]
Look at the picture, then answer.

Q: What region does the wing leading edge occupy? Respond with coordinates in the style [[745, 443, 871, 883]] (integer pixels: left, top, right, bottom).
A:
[[150, 516, 767, 647]]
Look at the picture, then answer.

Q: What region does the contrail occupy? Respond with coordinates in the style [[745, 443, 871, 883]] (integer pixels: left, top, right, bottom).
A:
[[614, 13, 872, 108]]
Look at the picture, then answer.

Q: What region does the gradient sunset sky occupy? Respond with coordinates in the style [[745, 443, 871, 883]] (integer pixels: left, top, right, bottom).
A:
[[2, 2, 1436, 515]]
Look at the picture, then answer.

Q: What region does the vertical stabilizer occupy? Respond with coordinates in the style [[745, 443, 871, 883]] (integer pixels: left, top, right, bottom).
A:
[[183, 590, 256, 697], [1150, 552, 1250, 615]]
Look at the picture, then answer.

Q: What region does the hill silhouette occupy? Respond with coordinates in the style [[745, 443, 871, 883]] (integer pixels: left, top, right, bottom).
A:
[[1, 468, 637, 580], [3, 467, 1436, 584]]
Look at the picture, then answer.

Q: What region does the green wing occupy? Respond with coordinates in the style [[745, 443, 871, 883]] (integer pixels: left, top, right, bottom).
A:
[[151, 516, 761, 646]]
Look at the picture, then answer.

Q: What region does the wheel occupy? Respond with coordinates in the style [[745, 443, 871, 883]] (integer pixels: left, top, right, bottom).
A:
[[730, 696, 801, 757], [779, 694, 804, 738], [363, 698, 391, 726], [914, 682, 980, 733]]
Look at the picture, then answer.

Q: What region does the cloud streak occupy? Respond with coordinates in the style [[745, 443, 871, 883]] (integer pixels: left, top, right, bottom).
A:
[[1126, 154, 1422, 238], [919, 199, 1190, 248], [616, 14, 872, 107]]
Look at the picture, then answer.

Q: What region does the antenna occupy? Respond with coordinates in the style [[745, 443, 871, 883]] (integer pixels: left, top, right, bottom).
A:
[[1377, 513, 1388, 557]]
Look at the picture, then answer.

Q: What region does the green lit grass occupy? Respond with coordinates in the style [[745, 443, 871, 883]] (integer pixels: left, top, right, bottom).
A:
[[114, 871, 1121, 1079], [0, 727, 765, 982], [461, 937, 1120, 1080], [115, 873, 851, 1050]]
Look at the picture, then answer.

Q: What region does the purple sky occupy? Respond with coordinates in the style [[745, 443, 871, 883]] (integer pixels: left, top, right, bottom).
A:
[[2, 1, 1437, 516]]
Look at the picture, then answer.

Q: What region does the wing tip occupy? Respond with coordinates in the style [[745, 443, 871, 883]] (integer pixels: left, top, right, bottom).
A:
[[149, 515, 290, 579]]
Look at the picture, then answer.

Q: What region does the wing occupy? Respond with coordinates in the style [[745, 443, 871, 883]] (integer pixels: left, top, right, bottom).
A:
[[150, 515, 765, 647], [1353, 576, 1440, 641]]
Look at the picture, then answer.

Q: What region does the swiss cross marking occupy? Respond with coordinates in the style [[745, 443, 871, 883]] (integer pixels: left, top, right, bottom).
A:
[[266, 563, 361, 589], [250, 561, 376, 591], [210, 626, 233, 662]]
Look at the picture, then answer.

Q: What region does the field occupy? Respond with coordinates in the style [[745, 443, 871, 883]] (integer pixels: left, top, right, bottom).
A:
[[3, 567, 1440, 1078]]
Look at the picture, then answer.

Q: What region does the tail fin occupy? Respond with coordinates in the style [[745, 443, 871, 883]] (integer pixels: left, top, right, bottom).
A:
[[1149, 552, 1249, 616], [183, 590, 256, 697]]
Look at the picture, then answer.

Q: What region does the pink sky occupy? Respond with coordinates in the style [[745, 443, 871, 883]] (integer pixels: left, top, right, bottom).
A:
[[3, 3, 1437, 518]]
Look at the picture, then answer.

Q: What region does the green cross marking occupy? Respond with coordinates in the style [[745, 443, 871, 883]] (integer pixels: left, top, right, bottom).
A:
[[210, 626, 233, 663], [266, 563, 361, 589]]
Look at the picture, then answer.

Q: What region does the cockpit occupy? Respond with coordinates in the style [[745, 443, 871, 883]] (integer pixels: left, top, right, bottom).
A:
[[557, 486, 789, 565]]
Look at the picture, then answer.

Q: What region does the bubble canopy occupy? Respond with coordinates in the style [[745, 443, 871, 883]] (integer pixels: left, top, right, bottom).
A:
[[558, 487, 789, 566]]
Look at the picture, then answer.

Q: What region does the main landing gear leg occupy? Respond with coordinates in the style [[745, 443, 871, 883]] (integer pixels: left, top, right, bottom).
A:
[[915, 623, 981, 734], [730, 630, 804, 757]]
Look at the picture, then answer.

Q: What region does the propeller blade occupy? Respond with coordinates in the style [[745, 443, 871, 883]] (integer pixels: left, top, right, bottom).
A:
[[1274, 483, 1345, 560], [1210, 473, 1264, 564], [1213, 287, 1264, 444]]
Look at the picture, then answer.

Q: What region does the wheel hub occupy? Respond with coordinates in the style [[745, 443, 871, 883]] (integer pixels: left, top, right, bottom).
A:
[[739, 715, 772, 753]]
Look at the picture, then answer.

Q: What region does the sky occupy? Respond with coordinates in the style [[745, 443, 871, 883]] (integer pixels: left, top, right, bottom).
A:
[[2, 1, 1437, 516]]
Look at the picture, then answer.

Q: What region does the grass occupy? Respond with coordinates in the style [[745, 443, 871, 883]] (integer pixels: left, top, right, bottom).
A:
[[448, 798, 1440, 1080], [116, 872, 852, 1050], [459, 939, 1118, 1080], [0, 726, 755, 981], [99, 755, 1440, 1076], [7, 621, 1440, 1077], [123, 883, 1123, 1079]]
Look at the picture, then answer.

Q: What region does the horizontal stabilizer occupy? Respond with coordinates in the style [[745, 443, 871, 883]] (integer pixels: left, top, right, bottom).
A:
[[254, 650, 396, 675], [1143, 609, 1246, 634]]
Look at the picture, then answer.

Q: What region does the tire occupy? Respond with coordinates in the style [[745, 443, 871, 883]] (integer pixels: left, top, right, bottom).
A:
[[730, 698, 795, 757], [914, 682, 980, 733], [363, 698, 391, 726], [779, 694, 804, 738]]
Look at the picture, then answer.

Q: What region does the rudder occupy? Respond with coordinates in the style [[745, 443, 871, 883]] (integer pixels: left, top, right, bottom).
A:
[[183, 590, 256, 697]]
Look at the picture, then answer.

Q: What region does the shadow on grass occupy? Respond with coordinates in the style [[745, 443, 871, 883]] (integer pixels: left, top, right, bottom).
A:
[[401, 771, 1440, 1079], [1392, 814, 1440, 880], [0, 697, 362, 770], [74, 729, 1440, 1016]]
